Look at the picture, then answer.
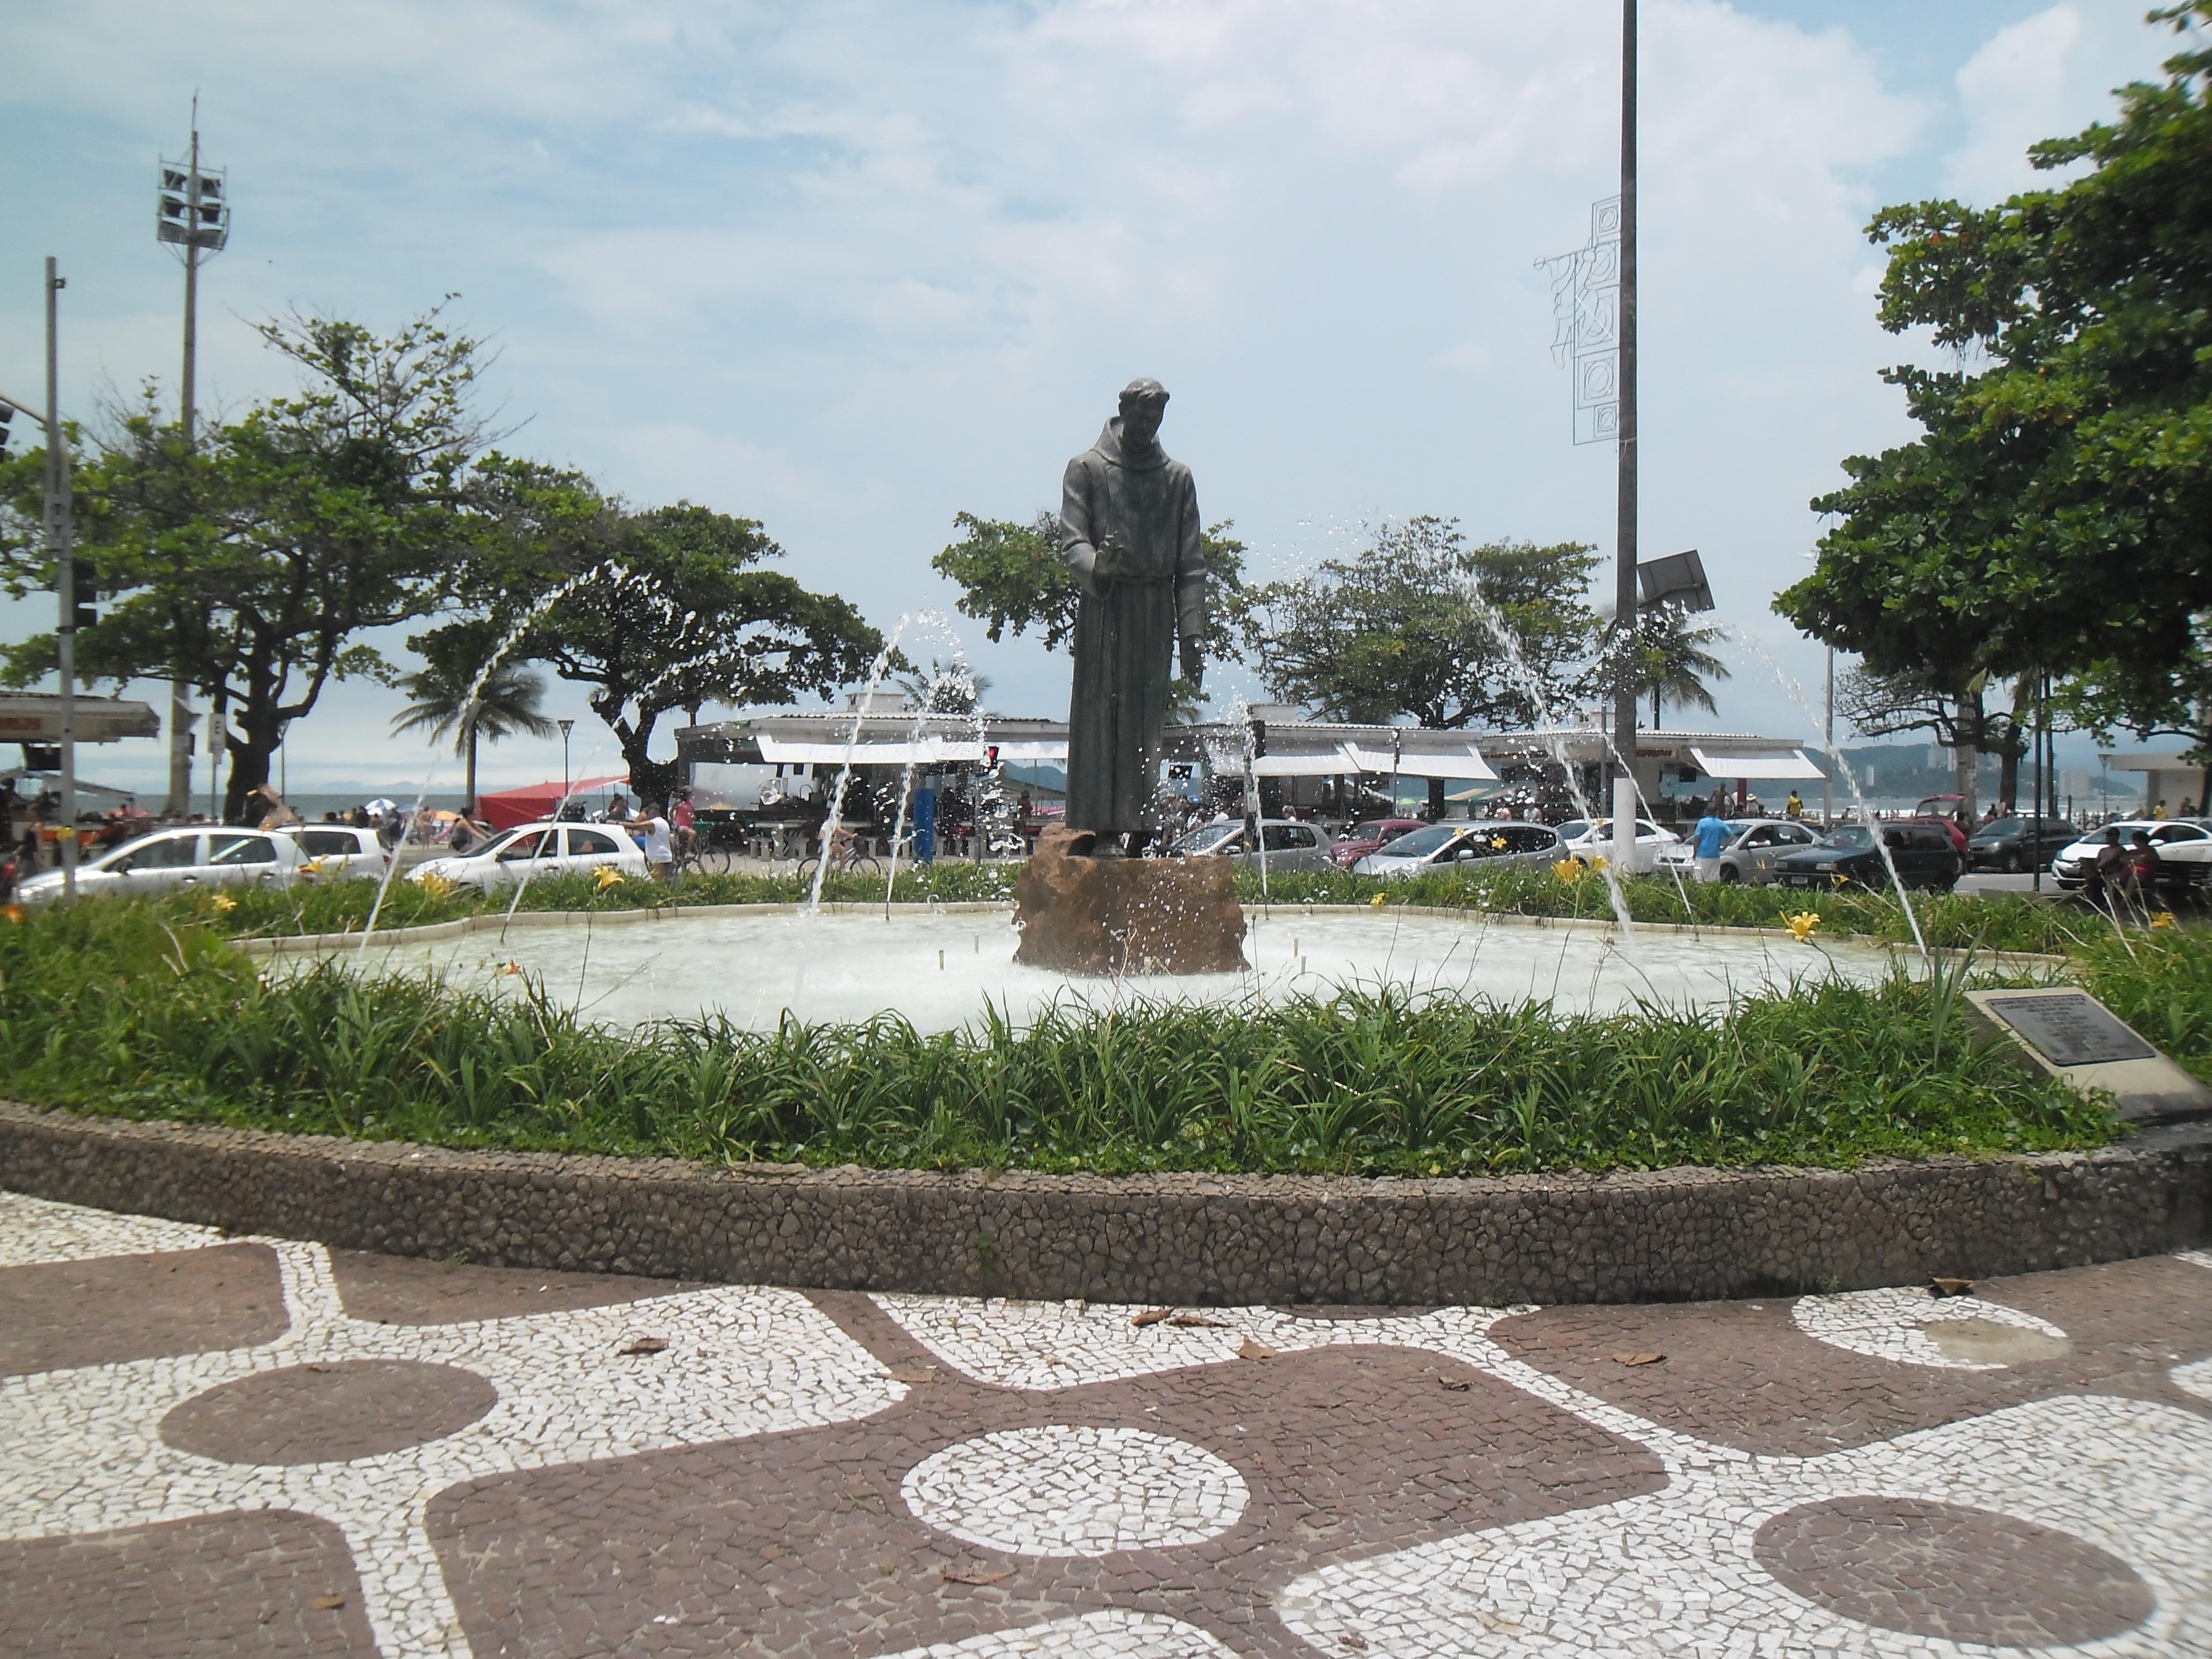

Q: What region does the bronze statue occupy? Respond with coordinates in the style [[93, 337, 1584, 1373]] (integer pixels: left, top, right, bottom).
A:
[[1055, 378, 1208, 850]]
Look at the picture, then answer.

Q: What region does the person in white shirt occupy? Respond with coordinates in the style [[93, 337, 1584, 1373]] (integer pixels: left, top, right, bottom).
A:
[[635, 807, 673, 880]]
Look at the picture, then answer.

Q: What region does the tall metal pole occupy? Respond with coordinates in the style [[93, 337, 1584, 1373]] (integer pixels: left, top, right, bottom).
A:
[[163, 116, 204, 820], [1609, 0, 1641, 870], [47, 259, 77, 901], [1823, 646, 1834, 827]]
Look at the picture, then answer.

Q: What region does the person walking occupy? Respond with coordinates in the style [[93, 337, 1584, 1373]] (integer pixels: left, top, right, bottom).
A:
[[1692, 805, 1733, 883], [1784, 789, 1802, 820], [634, 803, 674, 882], [2086, 826, 2126, 910]]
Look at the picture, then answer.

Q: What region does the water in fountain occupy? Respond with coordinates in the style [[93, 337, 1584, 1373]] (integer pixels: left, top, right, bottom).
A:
[[881, 652, 982, 914], [1730, 633, 1930, 962], [806, 609, 966, 913], [1597, 725, 1701, 926], [356, 565, 644, 948], [1447, 567, 1641, 946]]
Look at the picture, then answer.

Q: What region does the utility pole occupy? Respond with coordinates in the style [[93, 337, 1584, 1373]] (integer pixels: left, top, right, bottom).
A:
[[1823, 647, 1835, 827], [1609, 0, 1642, 873], [158, 102, 230, 818], [47, 260, 77, 901]]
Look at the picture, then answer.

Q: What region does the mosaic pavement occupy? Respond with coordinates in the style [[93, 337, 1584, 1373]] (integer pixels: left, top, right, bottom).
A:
[[2, 1190, 2209, 1656]]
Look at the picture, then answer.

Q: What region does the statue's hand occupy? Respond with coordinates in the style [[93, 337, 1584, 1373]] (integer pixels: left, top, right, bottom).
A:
[[1181, 642, 1204, 690], [1095, 534, 1136, 582]]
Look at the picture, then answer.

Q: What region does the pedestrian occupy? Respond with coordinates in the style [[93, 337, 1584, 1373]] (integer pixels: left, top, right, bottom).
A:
[[1692, 803, 1732, 883], [2125, 828, 2162, 895], [1785, 789, 1802, 820], [2086, 826, 2125, 909], [603, 793, 632, 825], [2183, 796, 2199, 818], [2153, 800, 2169, 821], [634, 803, 674, 881], [671, 789, 698, 863]]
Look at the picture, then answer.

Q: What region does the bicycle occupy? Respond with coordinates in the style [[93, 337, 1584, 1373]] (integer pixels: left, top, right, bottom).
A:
[[795, 834, 882, 883], [671, 828, 736, 878]]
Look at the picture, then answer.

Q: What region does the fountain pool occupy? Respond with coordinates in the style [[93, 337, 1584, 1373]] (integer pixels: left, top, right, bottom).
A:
[[288, 907, 1903, 1035]]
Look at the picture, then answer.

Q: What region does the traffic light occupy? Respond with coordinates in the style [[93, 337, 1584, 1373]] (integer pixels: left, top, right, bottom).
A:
[[71, 562, 96, 631]]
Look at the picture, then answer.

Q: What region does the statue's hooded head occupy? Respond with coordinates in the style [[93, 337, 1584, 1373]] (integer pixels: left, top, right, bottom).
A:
[[1117, 377, 1169, 451]]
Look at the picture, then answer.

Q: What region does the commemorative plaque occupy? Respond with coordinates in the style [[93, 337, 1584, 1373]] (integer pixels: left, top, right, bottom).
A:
[[1963, 988, 2211, 1124]]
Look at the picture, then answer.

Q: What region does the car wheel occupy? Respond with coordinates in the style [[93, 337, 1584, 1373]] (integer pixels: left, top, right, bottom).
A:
[[1717, 864, 1740, 883]]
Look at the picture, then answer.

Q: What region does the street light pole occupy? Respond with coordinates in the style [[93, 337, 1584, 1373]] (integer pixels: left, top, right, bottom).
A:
[[558, 718, 574, 801], [1823, 646, 1834, 828], [1609, 0, 1642, 874], [46, 259, 77, 901]]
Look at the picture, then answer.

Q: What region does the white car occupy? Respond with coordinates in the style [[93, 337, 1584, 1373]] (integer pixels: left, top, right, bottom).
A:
[[410, 820, 647, 891], [1354, 821, 1563, 877], [1654, 818, 1822, 884], [286, 823, 393, 878], [1556, 817, 1683, 862], [2049, 819, 2212, 890], [1171, 818, 1341, 874], [17, 826, 305, 905]]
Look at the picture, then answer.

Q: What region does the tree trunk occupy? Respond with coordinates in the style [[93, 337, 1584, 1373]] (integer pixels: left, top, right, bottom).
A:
[[1998, 746, 2019, 813], [223, 730, 274, 824], [465, 721, 479, 816], [1428, 775, 1445, 819], [1953, 688, 1982, 820]]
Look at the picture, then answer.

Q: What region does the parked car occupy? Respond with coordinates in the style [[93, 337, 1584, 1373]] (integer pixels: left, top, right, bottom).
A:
[[17, 826, 306, 905], [2049, 819, 2212, 891], [285, 823, 393, 878], [1172, 818, 1340, 874], [1655, 818, 1822, 884], [1963, 815, 2079, 874], [1908, 794, 1972, 856], [1330, 817, 1427, 868], [1773, 823, 1962, 891], [409, 821, 647, 891], [1352, 820, 1563, 878], [1555, 817, 1684, 862]]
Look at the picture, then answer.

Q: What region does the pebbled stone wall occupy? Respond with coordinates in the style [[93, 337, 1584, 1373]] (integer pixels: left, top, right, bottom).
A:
[[2, 1101, 2206, 1305]]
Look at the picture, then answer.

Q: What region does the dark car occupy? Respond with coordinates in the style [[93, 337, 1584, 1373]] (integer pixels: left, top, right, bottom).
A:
[[1964, 815, 2079, 874], [1331, 817, 1427, 868], [1774, 823, 1962, 892]]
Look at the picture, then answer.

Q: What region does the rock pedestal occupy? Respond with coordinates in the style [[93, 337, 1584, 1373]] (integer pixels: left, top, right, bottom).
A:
[[1012, 825, 1248, 976]]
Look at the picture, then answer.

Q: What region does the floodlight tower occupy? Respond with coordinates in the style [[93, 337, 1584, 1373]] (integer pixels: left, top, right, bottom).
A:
[[157, 102, 231, 817]]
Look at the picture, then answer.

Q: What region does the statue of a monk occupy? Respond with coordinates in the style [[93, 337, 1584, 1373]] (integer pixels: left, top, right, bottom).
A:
[[1055, 378, 1207, 850]]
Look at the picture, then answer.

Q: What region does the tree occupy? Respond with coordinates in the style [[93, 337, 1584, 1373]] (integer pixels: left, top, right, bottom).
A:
[[1238, 517, 1600, 814], [892, 658, 990, 715], [391, 621, 558, 813], [1838, 666, 2044, 815], [2053, 633, 2212, 812], [1596, 602, 1730, 728], [1778, 3, 2212, 698], [451, 496, 883, 806], [931, 509, 1249, 666], [0, 305, 492, 821]]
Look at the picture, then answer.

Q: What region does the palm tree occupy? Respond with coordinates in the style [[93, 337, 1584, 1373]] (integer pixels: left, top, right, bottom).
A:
[[392, 657, 559, 814], [1599, 603, 1731, 728]]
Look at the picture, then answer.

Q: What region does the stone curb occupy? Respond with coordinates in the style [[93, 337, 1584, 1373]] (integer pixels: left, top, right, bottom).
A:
[[3, 1102, 2203, 1306]]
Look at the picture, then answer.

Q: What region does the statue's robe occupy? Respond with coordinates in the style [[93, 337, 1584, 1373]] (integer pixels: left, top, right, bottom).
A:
[[1056, 418, 1207, 836]]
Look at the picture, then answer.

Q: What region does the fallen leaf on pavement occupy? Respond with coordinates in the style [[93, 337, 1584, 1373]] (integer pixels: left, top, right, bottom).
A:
[[310, 1594, 347, 1611], [1340, 1637, 1368, 1652], [1239, 1337, 1278, 1360], [1929, 1277, 1973, 1299], [1612, 1350, 1664, 1367], [619, 1337, 669, 1355], [1437, 1375, 1473, 1392], [1131, 1308, 1175, 1327], [942, 1565, 1013, 1586], [1168, 1314, 1228, 1328], [884, 1368, 938, 1385]]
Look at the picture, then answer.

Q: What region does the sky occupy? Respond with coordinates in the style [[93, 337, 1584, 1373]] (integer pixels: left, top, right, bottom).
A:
[[0, 0, 2190, 798]]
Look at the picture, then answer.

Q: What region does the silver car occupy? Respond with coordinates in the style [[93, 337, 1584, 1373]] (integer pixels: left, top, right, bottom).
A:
[[1654, 818, 1822, 885], [17, 826, 305, 905], [286, 823, 393, 878], [1172, 818, 1341, 874], [1353, 820, 1563, 877]]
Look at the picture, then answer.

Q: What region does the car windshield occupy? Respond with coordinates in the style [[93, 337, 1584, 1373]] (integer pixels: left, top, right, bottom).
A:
[[1350, 820, 1410, 842], [1377, 824, 1461, 859], [1174, 824, 1241, 856], [1556, 821, 1590, 842], [1821, 826, 1875, 849]]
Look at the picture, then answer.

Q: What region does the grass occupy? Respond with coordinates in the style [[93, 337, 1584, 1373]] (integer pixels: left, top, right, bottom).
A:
[[0, 889, 2144, 1179]]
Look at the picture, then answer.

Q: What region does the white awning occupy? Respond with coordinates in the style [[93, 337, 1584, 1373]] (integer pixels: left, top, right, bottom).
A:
[[1689, 746, 1824, 781], [757, 735, 986, 766], [992, 740, 1069, 762], [0, 695, 161, 743], [1339, 742, 1499, 781], [1250, 752, 1357, 778]]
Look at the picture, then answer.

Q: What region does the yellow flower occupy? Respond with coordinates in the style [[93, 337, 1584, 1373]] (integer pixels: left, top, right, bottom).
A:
[[417, 871, 455, 901], [1, 904, 24, 925], [2152, 911, 2177, 930], [211, 894, 238, 913], [500, 961, 525, 977], [299, 858, 326, 881], [1784, 910, 1820, 943], [594, 865, 625, 891], [1588, 854, 1609, 872], [1490, 835, 1507, 850], [1368, 892, 1388, 908], [1552, 856, 1586, 882], [53, 825, 77, 842]]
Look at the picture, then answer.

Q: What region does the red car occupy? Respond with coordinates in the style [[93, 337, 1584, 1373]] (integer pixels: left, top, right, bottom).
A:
[[1331, 817, 1427, 868], [1909, 795, 1971, 856]]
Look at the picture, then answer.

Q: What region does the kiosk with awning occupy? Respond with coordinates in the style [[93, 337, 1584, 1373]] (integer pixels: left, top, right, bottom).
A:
[[1688, 746, 1824, 780]]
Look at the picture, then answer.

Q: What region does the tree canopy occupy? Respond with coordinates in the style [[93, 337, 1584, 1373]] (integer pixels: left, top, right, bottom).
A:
[[1778, 3, 2212, 702], [0, 305, 490, 820]]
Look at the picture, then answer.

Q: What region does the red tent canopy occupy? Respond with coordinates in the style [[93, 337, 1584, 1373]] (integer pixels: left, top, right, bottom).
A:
[[478, 774, 630, 831]]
